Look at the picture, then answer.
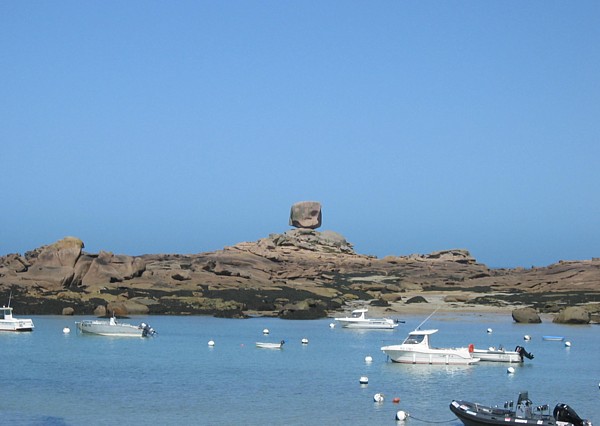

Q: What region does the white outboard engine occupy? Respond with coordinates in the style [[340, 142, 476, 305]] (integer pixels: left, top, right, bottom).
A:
[[553, 403, 593, 426]]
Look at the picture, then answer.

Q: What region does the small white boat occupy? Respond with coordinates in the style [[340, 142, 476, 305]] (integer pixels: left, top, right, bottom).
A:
[[334, 308, 401, 330], [76, 316, 156, 337], [256, 340, 285, 349], [470, 345, 534, 363], [0, 305, 34, 332], [381, 329, 479, 365], [543, 335, 565, 341]]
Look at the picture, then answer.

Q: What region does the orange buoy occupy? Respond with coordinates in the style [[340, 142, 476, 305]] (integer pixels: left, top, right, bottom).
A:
[[392, 397, 400, 404], [468, 343, 474, 353]]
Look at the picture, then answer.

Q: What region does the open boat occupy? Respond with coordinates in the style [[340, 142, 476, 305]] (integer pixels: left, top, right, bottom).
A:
[[450, 391, 592, 426], [542, 335, 565, 341], [470, 345, 534, 363], [381, 329, 479, 365], [334, 308, 401, 330], [76, 316, 156, 337], [0, 305, 34, 332], [256, 340, 285, 349]]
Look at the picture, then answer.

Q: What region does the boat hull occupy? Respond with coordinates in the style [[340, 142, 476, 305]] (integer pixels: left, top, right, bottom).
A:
[[0, 321, 34, 332], [76, 320, 147, 337], [472, 349, 522, 363], [451, 400, 554, 426], [336, 320, 398, 330], [382, 346, 479, 365], [255, 342, 283, 349], [542, 336, 565, 341]]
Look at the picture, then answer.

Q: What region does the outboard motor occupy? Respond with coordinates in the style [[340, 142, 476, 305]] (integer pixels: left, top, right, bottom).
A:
[[553, 403, 592, 426], [515, 346, 534, 360], [140, 323, 156, 337]]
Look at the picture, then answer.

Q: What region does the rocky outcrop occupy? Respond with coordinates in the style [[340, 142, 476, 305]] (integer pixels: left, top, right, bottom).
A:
[[1, 233, 600, 319], [289, 201, 322, 229], [81, 251, 146, 288], [512, 307, 542, 323], [553, 306, 590, 324]]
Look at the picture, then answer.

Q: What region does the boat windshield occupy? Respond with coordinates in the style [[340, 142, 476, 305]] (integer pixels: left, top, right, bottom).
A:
[[403, 334, 425, 345]]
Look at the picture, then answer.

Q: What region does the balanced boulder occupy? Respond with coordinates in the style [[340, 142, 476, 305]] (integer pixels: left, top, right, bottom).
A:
[[289, 201, 322, 229]]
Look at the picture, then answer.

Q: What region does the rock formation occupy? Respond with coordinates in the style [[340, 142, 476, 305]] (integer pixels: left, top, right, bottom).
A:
[[553, 306, 590, 324], [289, 201, 322, 229], [511, 307, 542, 323], [1, 203, 599, 319]]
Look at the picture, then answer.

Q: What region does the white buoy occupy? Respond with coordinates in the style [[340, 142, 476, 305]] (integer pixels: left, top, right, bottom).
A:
[[329, 323, 335, 328], [365, 355, 373, 363], [487, 328, 493, 334], [373, 393, 384, 403], [263, 328, 269, 335], [62, 327, 70, 334], [208, 340, 215, 347], [396, 410, 409, 421], [565, 341, 571, 347], [359, 376, 369, 384], [524, 335, 531, 341], [507, 367, 515, 374], [301, 338, 309, 345]]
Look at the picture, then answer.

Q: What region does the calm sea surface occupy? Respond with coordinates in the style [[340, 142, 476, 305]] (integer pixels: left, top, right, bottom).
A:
[[2, 313, 599, 425]]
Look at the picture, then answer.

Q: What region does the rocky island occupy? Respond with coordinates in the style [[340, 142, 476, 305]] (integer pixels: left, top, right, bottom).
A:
[[1, 201, 599, 323]]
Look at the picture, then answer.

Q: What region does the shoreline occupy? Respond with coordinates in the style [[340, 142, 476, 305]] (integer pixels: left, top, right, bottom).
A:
[[338, 291, 560, 323]]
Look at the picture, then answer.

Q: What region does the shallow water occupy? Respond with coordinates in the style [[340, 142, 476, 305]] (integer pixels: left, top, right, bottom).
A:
[[1, 313, 598, 425]]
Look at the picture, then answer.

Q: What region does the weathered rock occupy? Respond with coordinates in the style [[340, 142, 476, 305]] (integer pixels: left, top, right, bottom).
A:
[[2, 235, 600, 318], [62, 307, 75, 315], [34, 237, 84, 268], [21, 237, 84, 288], [0, 254, 29, 273], [94, 305, 107, 317], [289, 201, 322, 229], [444, 295, 470, 303], [512, 307, 542, 323], [406, 296, 428, 304], [553, 306, 590, 324], [108, 301, 150, 316], [81, 251, 146, 287]]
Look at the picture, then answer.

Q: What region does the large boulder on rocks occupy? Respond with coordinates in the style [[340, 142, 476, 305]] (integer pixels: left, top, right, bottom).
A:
[[553, 306, 590, 324], [289, 201, 322, 229], [34, 237, 84, 268], [406, 296, 428, 304], [512, 307, 542, 323], [81, 251, 146, 287], [107, 301, 150, 316], [62, 307, 75, 315], [23, 237, 84, 287]]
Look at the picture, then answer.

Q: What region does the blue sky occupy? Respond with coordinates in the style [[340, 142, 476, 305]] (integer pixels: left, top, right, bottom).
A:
[[2, 1, 599, 268]]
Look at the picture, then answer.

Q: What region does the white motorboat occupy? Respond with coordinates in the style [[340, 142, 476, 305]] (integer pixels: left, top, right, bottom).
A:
[[334, 308, 401, 330], [470, 345, 534, 363], [76, 316, 156, 337], [256, 340, 285, 349], [381, 329, 479, 365], [0, 305, 34, 332]]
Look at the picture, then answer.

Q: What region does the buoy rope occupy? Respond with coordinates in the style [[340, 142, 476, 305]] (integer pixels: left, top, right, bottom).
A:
[[406, 415, 457, 423]]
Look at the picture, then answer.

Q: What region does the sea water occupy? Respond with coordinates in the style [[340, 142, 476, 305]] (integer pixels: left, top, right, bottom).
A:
[[1, 313, 598, 425]]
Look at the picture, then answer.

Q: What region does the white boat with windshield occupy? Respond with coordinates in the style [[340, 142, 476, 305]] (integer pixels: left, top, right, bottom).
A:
[[334, 308, 401, 330], [381, 329, 479, 365], [76, 315, 156, 337], [0, 305, 34, 332]]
